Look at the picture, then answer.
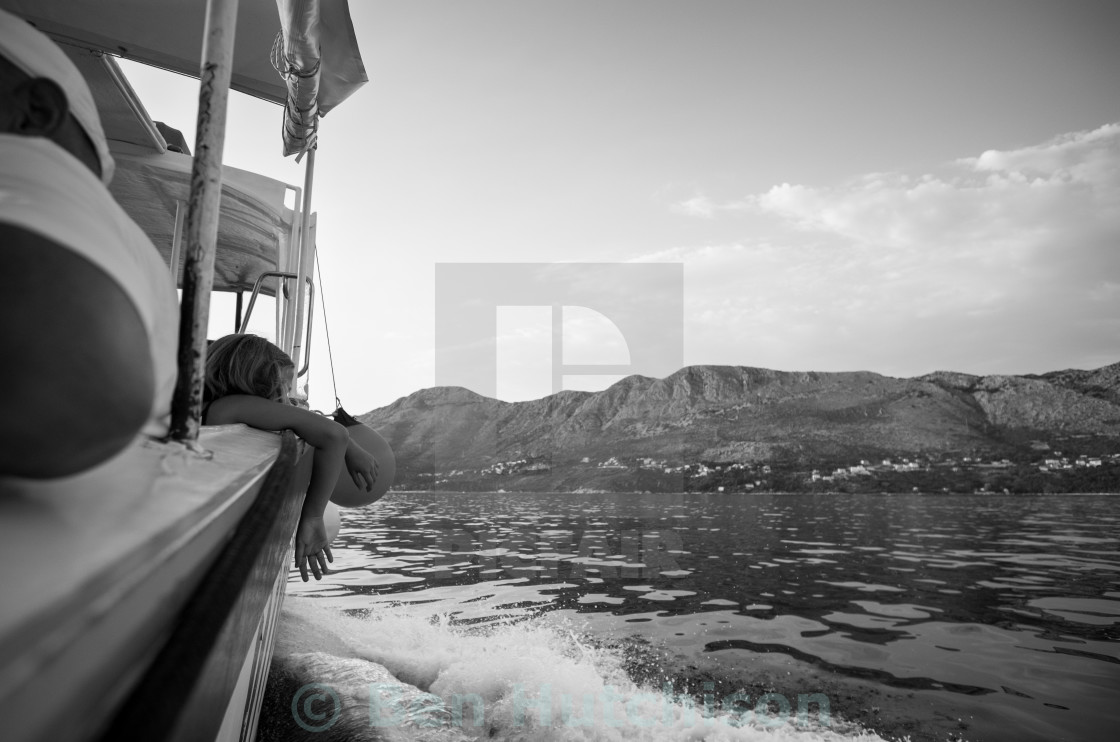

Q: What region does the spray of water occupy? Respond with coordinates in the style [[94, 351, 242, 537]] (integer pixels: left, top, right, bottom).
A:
[[263, 598, 887, 742]]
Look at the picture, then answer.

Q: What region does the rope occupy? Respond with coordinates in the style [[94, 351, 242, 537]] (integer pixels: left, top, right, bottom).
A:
[[315, 254, 341, 410]]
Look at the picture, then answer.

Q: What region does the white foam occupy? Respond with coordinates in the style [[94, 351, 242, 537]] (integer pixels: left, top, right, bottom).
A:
[[274, 598, 886, 741]]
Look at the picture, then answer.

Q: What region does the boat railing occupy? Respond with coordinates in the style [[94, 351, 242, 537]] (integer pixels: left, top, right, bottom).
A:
[[239, 271, 316, 377]]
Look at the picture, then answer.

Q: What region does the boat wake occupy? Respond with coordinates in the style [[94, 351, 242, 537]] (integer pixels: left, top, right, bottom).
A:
[[259, 598, 886, 742]]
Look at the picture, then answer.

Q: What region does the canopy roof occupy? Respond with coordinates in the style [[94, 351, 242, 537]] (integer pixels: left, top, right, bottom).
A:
[[0, 0, 353, 292], [0, 0, 366, 113], [62, 44, 169, 154], [4, 0, 369, 154]]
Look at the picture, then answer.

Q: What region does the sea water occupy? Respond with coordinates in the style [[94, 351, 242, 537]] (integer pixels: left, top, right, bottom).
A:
[[266, 493, 1120, 741]]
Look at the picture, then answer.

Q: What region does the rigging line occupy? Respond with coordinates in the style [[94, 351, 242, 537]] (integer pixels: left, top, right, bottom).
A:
[[314, 254, 341, 408]]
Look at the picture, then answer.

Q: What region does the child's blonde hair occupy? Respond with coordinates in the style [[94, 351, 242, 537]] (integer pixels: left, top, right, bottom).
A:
[[204, 334, 294, 404]]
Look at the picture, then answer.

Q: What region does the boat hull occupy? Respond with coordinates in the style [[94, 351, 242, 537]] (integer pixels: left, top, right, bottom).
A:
[[0, 427, 311, 742]]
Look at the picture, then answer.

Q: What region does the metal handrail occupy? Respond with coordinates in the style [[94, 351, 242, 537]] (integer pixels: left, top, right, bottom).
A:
[[238, 271, 315, 377]]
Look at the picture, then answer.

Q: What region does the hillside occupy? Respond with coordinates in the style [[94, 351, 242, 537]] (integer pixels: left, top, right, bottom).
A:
[[358, 362, 1120, 492]]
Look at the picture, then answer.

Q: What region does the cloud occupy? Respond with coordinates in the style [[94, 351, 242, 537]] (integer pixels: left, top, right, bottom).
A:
[[644, 123, 1120, 376], [754, 124, 1118, 254], [670, 194, 717, 218], [966, 122, 1120, 176], [669, 192, 748, 219], [678, 123, 1118, 250]]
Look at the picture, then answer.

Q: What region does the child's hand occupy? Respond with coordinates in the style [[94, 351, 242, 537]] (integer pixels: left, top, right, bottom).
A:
[[295, 514, 334, 581], [345, 444, 379, 492]]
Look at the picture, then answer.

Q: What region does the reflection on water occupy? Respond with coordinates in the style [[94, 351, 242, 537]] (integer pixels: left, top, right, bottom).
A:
[[290, 492, 1120, 740]]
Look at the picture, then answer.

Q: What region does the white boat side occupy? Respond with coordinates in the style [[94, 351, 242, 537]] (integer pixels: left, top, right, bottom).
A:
[[0, 428, 311, 741]]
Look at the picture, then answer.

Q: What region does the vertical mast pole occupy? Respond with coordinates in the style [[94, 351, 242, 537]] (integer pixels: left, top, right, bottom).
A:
[[169, 200, 185, 286], [290, 148, 316, 379], [169, 0, 240, 442]]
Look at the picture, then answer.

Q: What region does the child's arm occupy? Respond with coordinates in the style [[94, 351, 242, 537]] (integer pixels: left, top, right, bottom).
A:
[[206, 395, 348, 580]]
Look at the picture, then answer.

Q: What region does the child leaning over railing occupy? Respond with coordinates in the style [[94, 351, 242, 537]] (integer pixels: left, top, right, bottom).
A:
[[202, 334, 378, 580]]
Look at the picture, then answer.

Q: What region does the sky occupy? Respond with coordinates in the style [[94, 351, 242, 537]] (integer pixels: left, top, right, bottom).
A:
[[118, 0, 1120, 413]]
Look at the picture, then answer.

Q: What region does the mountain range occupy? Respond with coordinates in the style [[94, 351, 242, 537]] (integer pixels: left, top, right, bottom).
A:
[[358, 362, 1120, 491]]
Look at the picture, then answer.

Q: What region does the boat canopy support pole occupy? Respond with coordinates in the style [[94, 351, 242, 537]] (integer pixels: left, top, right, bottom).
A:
[[290, 149, 316, 379], [169, 0, 241, 442], [169, 200, 185, 287]]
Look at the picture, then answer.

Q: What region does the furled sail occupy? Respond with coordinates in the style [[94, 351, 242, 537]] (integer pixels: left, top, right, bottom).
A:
[[272, 0, 367, 154], [273, 0, 323, 156]]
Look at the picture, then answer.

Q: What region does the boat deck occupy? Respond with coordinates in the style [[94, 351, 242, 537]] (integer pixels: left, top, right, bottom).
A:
[[0, 425, 290, 742]]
